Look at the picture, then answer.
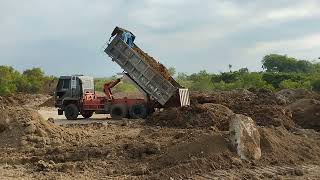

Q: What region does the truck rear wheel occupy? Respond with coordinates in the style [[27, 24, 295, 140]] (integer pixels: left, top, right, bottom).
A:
[[110, 104, 128, 120], [129, 104, 147, 119], [81, 111, 94, 119], [65, 104, 79, 120]]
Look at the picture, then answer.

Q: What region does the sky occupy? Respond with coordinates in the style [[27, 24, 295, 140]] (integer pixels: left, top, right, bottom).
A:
[[1, 0, 320, 77]]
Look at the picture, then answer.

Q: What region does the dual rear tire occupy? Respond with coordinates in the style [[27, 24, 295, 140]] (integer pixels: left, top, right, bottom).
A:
[[110, 104, 128, 120], [110, 104, 148, 120], [129, 104, 148, 119]]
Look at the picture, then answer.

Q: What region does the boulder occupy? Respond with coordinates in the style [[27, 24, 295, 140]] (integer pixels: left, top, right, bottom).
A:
[[229, 114, 261, 160]]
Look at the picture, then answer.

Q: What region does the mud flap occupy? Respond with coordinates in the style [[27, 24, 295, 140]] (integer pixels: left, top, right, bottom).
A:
[[58, 109, 63, 115], [179, 88, 190, 107]]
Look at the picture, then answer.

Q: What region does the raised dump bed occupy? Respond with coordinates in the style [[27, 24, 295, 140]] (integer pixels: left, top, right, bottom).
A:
[[105, 34, 179, 105]]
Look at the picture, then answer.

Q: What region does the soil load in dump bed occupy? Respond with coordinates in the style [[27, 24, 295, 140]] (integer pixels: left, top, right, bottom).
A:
[[132, 45, 180, 88]]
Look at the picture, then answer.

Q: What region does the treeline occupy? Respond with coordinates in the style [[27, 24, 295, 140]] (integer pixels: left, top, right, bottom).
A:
[[0, 66, 56, 96], [1, 54, 320, 96], [176, 54, 320, 91]]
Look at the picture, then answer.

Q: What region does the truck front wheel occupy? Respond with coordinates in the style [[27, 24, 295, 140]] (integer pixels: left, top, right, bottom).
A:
[[65, 104, 79, 120]]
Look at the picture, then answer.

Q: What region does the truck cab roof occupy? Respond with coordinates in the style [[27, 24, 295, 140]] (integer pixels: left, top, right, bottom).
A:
[[57, 75, 94, 94]]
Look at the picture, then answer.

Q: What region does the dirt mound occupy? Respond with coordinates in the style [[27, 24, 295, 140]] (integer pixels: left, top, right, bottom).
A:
[[276, 89, 320, 104], [150, 89, 295, 130], [123, 141, 161, 159], [155, 89, 295, 130], [149, 127, 320, 179], [0, 107, 66, 149], [232, 105, 295, 129], [0, 95, 27, 107], [39, 97, 54, 107], [152, 133, 230, 168], [190, 89, 255, 105], [0, 94, 51, 108], [259, 127, 320, 165], [191, 89, 282, 106], [148, 103, 234, 130], [148, 133, 239, 179], [2, 90, 320, 179], [287, 99, 320, 131], [190, 89, 296, 129]]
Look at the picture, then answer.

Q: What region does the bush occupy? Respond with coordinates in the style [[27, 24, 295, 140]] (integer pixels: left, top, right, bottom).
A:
[[0, 66, 19, 95], [1, 53, 320, 96], [262, 54, 313, 73], [279, 80, 311, 90], [0, 66, 54, 96], [262, 73, 306, 88], [311, 79, 320, 92]]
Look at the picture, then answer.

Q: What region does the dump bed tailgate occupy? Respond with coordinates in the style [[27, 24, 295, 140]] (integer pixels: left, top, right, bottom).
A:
[[104, 35, 177, 105]]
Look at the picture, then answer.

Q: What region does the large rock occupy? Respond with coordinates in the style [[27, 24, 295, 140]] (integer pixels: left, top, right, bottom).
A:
[[229, 114, 261, 160]]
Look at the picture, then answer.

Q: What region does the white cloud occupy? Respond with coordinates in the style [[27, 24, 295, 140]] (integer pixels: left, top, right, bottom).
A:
[[1, 0, 320, 75], [256, 1, 320, 23], [246, 33, 320, 66]]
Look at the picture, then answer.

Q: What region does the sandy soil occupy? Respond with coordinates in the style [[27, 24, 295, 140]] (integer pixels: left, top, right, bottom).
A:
[[1, 89, 320, 179]]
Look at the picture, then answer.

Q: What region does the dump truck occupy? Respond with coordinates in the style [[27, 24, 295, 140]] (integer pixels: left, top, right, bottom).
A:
[[54, 27, 189, 120]]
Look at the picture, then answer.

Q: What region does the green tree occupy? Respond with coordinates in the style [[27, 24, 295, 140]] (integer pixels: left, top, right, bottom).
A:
[[262, 54, 312, 73], [262, 72, 306, 88], [279, 80, 311, 90], [176, 72, 193, 88], [311, 79, 320, 92], [21, 68, 46, 93], [0, 66, 19, 95], [238, 67, 249, 73]]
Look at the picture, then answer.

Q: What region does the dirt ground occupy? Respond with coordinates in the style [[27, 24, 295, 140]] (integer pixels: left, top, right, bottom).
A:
[[1, 89, 320, 179]]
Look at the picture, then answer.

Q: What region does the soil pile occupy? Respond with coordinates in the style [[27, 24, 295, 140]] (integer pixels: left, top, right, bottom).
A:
[[2, 91, 320, 179], [191, 89, 296, 129], [191, 89, 283, 106], [0, 107, 66, 149], [232, 105, 294, 129], [148, 103, 234, 130], [0, 95, 29, 107], [153, 89, 295, 130], [287, 99, 320, 131], [190, 89, 256, 105], [276, 89, 320, 104], [259, 127, 320, 165], [149, 127, 320, 179], [149, 133, 237, 179], [152, 133, 230, 169], [39, 97, 55, 107], [0, 94, 50, 108]]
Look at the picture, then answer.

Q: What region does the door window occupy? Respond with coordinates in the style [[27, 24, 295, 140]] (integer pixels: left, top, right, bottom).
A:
[[62, 79, 71, 89]]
